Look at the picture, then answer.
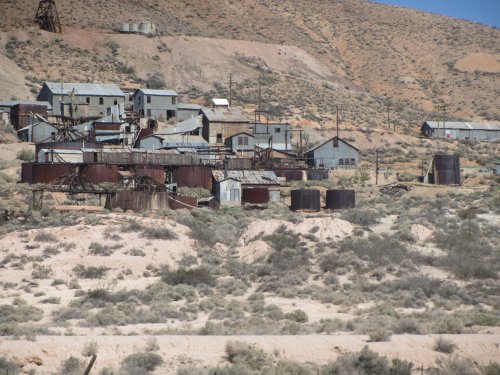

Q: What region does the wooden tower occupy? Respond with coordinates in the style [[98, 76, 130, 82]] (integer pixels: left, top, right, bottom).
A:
[[35, 0, 62, 33]]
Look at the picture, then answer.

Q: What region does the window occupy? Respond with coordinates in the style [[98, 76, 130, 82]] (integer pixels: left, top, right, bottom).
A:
[[147, 96, 151, 104], [114, 98, 118, 105], [172, 97, 176, 105], [237, 136, 248, 146], [238, 137, 243, 146], [99, 97, 104, 105], [216, 133, 223, 143], [350, 158, 356, 165], [86, 97, 90, 104], [275, 127, 281, 133], [339, 158, 344, 166]]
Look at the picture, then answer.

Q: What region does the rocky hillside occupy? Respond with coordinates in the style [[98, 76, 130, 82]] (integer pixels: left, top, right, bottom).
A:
[[0, 0, 499, 131]]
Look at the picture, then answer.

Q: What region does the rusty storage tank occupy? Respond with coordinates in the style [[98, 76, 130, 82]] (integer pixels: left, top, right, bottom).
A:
[[433, 154, 461, 185], [80, 164, 119, 183], [290, 189, 320, 212], [173, 165, 212, 190], [284, 170, 304, 181], [326, 189, 355, 210], [242, 188, 269, 204], [307, 169, 329, 181]]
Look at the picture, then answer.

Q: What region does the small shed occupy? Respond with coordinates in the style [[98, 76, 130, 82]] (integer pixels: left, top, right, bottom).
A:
[[225, 132, 255, 153], [214, 177, 241, 205], [305, 136, 359, 169], [176, 103, 202, 122]]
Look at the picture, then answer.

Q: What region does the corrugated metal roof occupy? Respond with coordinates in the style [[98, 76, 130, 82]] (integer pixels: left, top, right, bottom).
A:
[[213, 170, 279, 185], [176, 103, 202, 110], [157, 115, 202, 135], [424, 121, 500, 131], [201, 107, 250, 123], [0, 101, 53, 110], [137, 89, 178, 96], [44, 82, 125, 97]]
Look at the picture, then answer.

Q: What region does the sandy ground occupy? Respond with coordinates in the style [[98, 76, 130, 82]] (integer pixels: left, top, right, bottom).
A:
[[455, 52, 500, 74], [1, 333, 499, 374]]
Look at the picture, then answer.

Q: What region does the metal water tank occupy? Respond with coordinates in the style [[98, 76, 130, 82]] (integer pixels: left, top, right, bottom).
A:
[[290, 189, 320, 212], [242, 188, 269, 204], [121, 23, 130, 32], [130, 23, 139, 33], [139, 21, 153, 34], [433, 154, 460, 185], [326, 189, 355, 210]]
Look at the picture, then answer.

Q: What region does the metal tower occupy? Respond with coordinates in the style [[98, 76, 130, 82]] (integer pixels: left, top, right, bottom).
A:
[[35, 0, 62, 33]]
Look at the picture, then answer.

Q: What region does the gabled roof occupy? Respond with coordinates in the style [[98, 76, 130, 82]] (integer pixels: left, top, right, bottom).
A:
[[423, 121, 500, 131], [42, 82, 125, 97], [306, 136, 359, 153], [212, 170, 279, 185], [201, 107, 250, 123], [136, 88, 178, 96], [156, 115, 203, 135], [226, 132, 255, 140]]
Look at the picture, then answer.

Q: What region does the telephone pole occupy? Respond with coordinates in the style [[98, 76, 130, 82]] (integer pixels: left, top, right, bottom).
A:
[[257, 74, 261, 122], [386, 100, 391, 131], [336, 105, 340, 139], [229, 73, 233, 106], [375, 150, 379, 185]]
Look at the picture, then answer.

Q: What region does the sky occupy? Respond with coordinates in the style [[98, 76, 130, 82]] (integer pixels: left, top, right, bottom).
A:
[[373, 0, 500, 28]]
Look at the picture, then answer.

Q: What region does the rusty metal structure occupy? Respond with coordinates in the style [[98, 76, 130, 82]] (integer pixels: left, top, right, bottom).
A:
[[326, 189, 355, 210], [307, 169, 329, 181], [35, 0, 62, 33], [32, 171, 114, 209], [173, 166, 213, 190], [290, 189, 320, 212]]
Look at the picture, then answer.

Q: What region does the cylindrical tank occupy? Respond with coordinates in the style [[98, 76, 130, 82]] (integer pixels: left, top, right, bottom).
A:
[[130, 23, 139, 33], [433, 154, 460, 185], [290, 189, 320, 212], [285, 170, 304, 181], [121, 23, 130, 32], [139, 22, 153, 34], [326, 189, 355, 210], [242, 188, 269, 204]]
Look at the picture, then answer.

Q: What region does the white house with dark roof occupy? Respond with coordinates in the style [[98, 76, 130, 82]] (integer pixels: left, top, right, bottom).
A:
[[305, 136, 359, 169], [133, 89, 178, 120], [37, 82, 125, 118]]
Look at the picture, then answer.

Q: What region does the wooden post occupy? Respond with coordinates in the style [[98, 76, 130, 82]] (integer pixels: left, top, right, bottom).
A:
[[375, 150, 379, 185], [83, 355, 97, 375]]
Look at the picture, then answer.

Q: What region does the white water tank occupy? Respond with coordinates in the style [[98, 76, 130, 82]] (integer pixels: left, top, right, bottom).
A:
[[139, 22, 153, 34], [130, 23, 139, 33], [121, 23, 130, 32]]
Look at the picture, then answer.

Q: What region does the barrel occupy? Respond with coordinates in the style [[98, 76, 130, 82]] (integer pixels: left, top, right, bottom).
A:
[[326, 189, 355, 210], [290, 189, 320, 212]]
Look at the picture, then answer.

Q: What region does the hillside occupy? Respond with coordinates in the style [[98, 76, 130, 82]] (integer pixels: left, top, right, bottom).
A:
[[0, 0, 498, 132]]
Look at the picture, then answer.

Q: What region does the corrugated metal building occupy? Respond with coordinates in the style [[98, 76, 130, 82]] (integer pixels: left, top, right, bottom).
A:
[[225, 132, 255, 153], [133, 89, 178, 120], [305, 136, 359, 170], [250, 122, 293, 151], [136, 133, 209, 151], [17, 121, 59, 143], [421, 121, 500, 141], [8, 102, 52, 130], [176, 103, 202, 122], [214, 177, 241, 205], [37, 82, 125, 118], [201, 107, 250, 146]]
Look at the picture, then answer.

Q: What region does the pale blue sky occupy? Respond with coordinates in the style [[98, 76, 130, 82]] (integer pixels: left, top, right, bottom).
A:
[[373, 0, 500, 28]]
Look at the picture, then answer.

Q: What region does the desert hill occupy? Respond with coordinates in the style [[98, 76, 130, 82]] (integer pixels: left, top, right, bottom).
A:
[[0, 0, 498, 131]]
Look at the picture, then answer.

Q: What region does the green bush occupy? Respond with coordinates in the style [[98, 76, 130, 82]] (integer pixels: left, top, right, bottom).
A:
[[285, 309, 309, 323], [225, 341, 270, 371], [16, 148, 35, 162], [161, 267, 215, 287], [142, 227, 178, 240], [60, 356, 86, 375], [434, 336, 455, 354], [120, 352, 163, 374], [72, 264, 110, 279], [31, 264, 54, 279], [0, 356, 20, 374]]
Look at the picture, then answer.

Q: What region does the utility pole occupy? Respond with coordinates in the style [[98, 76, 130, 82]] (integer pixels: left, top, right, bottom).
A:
[[229, 73, 233, 106], [336, 105, 340, 139], [375, 149, 379, 185], [386, 100, 391, 131], [257, 74, 261, 123]]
